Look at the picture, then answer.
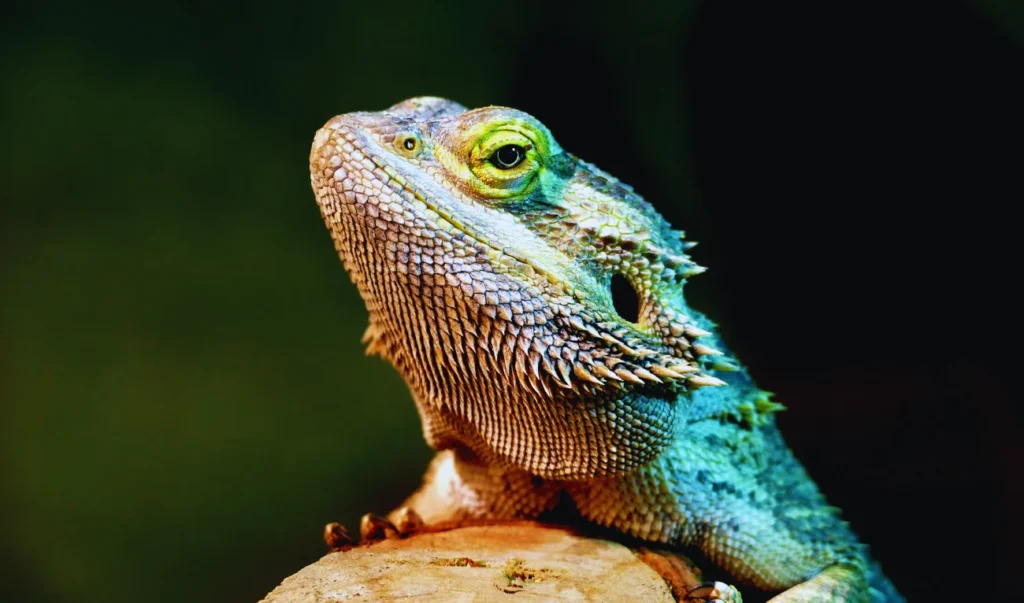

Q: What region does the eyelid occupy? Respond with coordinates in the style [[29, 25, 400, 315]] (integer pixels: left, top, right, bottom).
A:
[[477, 128, 535, 156]]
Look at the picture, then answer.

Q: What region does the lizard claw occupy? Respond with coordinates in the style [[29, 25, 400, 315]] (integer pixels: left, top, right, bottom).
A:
[[328, 508, 424, 549], [685, 581, 743, 603], [359, 513, 400, 541], [323, 521, 355, 551], [393, 506, 424, 534]]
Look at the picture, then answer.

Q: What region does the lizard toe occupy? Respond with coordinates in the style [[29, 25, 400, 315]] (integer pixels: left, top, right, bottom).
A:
[[359, 512, 400, 541], [322, 521, 355, 551], [393, 506, 424, 534], [686, 581, 743, 603]]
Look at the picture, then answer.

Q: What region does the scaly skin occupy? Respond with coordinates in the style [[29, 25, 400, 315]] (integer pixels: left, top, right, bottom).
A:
[[309, 97, 903, 602]]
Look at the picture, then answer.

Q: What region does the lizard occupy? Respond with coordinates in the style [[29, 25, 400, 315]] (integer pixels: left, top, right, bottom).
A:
[[308, 96, 903, 602]]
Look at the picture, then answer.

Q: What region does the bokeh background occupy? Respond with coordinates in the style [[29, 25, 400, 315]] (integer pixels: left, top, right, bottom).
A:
[[2, 1, 1021, 601]]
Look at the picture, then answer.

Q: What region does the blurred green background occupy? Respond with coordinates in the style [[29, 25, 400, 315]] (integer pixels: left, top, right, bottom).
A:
[[2, 1, 1021, 602], [0, 3, 707, 601]]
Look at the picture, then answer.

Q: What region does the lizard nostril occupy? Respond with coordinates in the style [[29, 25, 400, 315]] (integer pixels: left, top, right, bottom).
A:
[[610, 273, 641, 324]]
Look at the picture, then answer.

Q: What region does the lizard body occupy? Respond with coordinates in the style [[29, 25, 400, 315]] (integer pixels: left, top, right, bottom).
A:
[[309, 97, 902, 602]]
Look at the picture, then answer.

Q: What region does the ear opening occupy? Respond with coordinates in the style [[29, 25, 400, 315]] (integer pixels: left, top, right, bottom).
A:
[[610, 273, 641, 324]]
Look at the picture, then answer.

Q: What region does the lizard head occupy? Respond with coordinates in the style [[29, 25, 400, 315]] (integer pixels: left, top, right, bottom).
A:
[[310, 97, 728, 480]]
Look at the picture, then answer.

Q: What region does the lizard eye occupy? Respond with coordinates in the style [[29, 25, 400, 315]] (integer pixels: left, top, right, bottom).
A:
[[395, 133, 422, 158], [490, 144, 527, 170], [467, 125, 544, 196]]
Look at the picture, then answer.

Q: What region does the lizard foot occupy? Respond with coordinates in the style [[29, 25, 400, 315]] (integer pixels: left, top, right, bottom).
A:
[[635, 548, 740, 602], [686, 581, 743, 603], [323, 508, 425, 551], [359, 507, 425, 542]]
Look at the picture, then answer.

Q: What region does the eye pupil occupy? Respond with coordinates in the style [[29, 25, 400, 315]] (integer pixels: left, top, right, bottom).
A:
[[403, 137, 416, 151], [492, 144, 525, 169]]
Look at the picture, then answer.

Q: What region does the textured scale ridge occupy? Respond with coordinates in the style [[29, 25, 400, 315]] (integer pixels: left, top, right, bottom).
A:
[[309, 98, 903, 602]]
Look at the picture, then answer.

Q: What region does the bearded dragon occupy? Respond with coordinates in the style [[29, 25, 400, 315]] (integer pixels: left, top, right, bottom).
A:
[[308, 97, 903, 602]]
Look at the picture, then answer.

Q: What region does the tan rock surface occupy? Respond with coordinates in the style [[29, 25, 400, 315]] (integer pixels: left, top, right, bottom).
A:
[[260, 521, 689, 602]]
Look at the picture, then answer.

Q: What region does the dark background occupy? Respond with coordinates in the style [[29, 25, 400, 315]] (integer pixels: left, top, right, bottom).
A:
[[2, 1, 1020, 601]]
